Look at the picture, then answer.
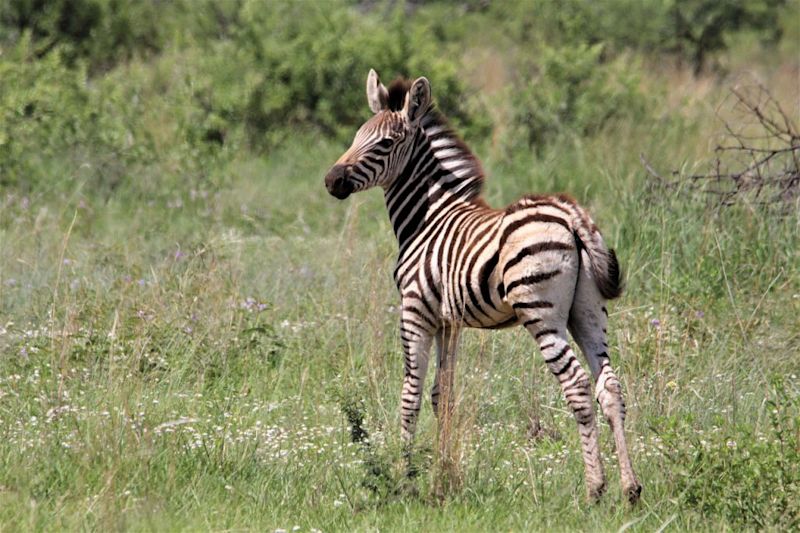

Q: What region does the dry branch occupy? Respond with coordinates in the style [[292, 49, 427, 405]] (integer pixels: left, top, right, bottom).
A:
[[643, 82, 800, 212]]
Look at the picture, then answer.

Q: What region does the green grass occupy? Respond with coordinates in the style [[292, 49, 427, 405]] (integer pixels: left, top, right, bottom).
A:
[[2, 49, 799, 533]]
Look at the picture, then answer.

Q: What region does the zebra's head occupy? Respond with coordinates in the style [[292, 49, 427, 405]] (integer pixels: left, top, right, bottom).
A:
[[324, 69, 431, 200]]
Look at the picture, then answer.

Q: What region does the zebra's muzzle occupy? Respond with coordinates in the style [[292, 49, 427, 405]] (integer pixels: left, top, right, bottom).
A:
[[324, 164, 355, 200]]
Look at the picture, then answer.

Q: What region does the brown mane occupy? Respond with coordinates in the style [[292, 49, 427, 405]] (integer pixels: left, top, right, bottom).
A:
[[386, 77, 485, 200], [386, 78, 412, 111]]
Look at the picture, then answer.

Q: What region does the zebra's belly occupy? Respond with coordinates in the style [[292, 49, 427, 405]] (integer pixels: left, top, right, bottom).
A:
[[477, 310, 519, 329], [439, 286, 516, 329]]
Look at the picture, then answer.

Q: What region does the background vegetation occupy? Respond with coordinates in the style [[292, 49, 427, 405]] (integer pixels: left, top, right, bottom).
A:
[[1, 0, 798, 530]]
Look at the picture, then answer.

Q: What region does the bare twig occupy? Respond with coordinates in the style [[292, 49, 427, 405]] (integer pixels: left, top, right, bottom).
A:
[[643, 81, 800, 212]]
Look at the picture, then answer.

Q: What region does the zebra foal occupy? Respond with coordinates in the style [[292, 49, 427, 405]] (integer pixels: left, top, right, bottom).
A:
[[323, 70, 642, 503]]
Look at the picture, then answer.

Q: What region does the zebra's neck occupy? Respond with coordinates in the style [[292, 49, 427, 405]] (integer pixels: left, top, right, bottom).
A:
[[384, 111, 486, 250]]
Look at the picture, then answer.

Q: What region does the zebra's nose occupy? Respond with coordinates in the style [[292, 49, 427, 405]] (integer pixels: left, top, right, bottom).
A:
[[324, 164, 354, 200]]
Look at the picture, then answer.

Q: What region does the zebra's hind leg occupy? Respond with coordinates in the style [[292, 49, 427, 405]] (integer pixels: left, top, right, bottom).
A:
[[431, 326, 460, 421], [520, 314, 606, 501], [429, 325, 462, 499], [569, 305, 642, 504], [568, 259, 641, 503], [596, 360, 641, 504]]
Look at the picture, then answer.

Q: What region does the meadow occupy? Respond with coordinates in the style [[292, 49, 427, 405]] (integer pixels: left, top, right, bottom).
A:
[[1, 1, 799, 531]]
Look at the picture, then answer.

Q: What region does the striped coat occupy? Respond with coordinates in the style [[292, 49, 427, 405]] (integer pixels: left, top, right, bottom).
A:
[[324, 70, 641, 503]]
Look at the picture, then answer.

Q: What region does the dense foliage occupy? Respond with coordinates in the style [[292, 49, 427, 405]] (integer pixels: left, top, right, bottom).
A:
[[2, 0, 793, 191]]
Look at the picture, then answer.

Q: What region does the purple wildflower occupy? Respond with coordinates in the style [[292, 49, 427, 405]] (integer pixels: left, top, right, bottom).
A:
[[240, 297, 268, 312]]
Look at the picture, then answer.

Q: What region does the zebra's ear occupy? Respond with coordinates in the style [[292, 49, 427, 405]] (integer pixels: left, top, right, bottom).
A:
[[404, 77, 431, 124], [366, 69, 389, 114]]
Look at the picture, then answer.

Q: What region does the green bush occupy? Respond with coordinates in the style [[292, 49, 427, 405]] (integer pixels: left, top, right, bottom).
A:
[[0, 35, 91, 190], [669, 0, 787, 74], [0, 0, 166, 71], [0, 0, 485, 153], [663, 378, 800, 529], [493, 0, 788, 74], [505, 43, 648, 151], [0, 34, 163, 194], [496, 0, 669, 52], [0, 0, 790, 197], [186, 0, 482, 147]]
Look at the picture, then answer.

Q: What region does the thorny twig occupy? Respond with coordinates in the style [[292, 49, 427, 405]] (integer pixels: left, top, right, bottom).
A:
[[643, 81, 800, 213]]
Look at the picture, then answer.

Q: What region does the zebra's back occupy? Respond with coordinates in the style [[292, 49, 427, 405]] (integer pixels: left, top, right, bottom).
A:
[[398, 194, 603, 331]]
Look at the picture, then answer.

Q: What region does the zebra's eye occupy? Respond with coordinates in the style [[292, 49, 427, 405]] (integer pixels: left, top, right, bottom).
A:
[[376, 138, 394, 149]]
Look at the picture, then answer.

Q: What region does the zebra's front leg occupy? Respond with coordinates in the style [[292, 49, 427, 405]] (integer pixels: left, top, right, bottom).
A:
[[399, 321, 434, 444]]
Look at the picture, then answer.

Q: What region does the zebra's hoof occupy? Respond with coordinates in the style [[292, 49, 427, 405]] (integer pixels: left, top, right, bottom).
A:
[[624, 482, 642, 505], [587, 480, 607, 503]]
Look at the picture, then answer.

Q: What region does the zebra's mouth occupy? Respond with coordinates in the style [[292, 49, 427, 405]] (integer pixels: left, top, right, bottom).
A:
[[327, 177, 353, 200], [324, 164, 355, 200], [330, 185, 352, 200]]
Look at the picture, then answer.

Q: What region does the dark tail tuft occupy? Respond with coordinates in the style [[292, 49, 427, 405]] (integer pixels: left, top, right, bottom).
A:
[[562, 196, 624, 301], [597, 248, 624, 300]]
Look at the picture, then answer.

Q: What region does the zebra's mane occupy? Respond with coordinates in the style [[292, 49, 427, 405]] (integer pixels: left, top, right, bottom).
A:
[[386, 78, 486, 201]]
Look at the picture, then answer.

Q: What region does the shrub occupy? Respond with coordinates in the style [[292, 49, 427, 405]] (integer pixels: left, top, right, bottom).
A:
[[663, 378, 800, 529], [669, 0, 787, 74], [0, 35, 91, 190], [493, 0, 788, 74], [0, 0, 166, 71], [496, 0, 669, 52], [184, 0, 482, 148], [0, 34, 164, 194], [505, 43, 648, 151]]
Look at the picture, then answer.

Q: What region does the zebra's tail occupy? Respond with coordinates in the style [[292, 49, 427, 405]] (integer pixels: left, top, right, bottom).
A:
[[559, 195, 624, 300]]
